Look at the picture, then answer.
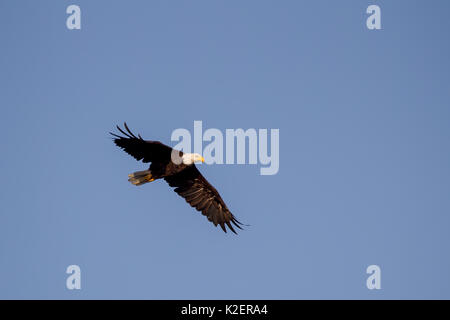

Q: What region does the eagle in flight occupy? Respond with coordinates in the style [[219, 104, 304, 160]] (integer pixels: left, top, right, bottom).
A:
[[111, 123, 244, 234]]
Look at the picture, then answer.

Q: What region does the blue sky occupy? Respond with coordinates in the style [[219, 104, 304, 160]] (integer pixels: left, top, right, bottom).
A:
[[1, 0, 450, 299]]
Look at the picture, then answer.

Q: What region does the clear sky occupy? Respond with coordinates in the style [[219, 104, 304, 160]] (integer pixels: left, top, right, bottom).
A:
[[1, 0, 449, 299]]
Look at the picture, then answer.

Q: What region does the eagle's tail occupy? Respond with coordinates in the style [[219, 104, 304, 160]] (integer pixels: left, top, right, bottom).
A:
[[128, 170, 154, 186]]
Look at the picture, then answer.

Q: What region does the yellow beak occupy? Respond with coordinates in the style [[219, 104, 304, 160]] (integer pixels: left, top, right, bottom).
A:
[[201, 157, 205, 163]]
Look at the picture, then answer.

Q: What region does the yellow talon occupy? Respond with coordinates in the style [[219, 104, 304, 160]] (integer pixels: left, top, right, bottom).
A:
[[128, 172, 154, 185]]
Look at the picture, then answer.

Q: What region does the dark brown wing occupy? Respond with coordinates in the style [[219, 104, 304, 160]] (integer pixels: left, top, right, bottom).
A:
[[110, 123, 174, 163], [164, 165, 244, 234]]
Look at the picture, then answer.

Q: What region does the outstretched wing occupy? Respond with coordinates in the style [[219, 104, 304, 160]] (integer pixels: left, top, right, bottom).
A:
[[110, 123, 174, 163], [164, 165, 244, 234]]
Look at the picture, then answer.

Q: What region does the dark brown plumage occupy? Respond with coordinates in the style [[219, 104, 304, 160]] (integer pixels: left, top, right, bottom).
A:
[[111, 123, 244, 234]]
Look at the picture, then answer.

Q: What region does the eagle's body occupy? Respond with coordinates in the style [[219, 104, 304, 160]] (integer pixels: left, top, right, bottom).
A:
[[111, 123, 244, 234]]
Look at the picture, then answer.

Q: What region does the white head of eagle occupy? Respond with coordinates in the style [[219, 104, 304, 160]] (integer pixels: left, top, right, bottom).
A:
[[182, 153, 205, 165]]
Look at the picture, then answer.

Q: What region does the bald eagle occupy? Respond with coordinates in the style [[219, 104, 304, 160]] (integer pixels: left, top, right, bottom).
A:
[[110, 123, 244, 234]]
